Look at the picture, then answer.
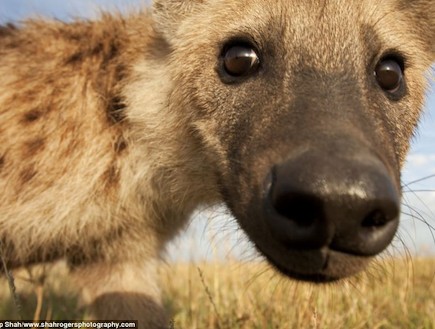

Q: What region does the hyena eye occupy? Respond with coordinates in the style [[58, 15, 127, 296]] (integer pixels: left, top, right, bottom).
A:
[[375, 58, 404, 93], [222, 44, 260, 77]]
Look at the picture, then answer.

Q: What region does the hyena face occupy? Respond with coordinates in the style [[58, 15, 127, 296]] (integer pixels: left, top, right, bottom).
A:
[[156, 0, 434, 282]]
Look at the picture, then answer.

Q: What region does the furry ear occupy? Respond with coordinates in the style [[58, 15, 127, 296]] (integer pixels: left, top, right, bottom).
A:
[[152, 0, 205, 41], [403, 0, 435, 60]]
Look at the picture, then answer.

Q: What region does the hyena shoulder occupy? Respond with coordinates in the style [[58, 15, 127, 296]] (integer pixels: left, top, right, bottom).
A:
[[0, 12, 174, 264]]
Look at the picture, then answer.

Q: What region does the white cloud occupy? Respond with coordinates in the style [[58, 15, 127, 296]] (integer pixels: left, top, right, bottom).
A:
[[405, 154, 435, 168]]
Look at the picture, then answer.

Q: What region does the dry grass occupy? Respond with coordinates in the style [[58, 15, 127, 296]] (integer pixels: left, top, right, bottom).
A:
[[161, 258, 435, 329], [0, 263, 84, 320], [1, 258, 434, 328]]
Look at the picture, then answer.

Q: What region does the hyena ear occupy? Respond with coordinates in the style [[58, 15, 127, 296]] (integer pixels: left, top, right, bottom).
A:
[[152, 0, 205, 41], [405, 0, 435, 60]]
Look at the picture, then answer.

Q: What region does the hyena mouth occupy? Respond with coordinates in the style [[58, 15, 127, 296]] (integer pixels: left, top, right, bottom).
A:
[[247, 144, 400, 282], [257, 245, 371, 283]]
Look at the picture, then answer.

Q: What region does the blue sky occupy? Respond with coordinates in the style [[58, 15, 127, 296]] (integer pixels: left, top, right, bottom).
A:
[[0, 0, 147, 21], [1, 0, 434, 258]]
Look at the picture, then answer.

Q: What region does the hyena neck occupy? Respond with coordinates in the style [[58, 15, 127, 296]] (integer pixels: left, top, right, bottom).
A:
[[117, 15, 221, 241]]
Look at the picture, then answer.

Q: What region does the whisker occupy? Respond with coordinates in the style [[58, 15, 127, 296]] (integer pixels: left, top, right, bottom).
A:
[[401, 210, 435, 232], [402, 174, 435, 187]]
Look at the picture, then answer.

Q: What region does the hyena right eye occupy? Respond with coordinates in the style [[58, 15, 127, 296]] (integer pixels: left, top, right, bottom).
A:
[[221, 43, 260, 78], [375, 57, 404, 95]]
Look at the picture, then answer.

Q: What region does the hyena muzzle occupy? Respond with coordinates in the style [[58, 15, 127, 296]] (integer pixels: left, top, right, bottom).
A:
[[0, 0, 434, 326]]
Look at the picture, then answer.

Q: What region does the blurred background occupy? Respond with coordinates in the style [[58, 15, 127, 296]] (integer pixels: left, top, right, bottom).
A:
[[1, 0, 434, 261]]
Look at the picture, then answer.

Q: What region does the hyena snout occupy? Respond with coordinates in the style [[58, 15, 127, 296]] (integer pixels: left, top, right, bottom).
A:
[[264, 144, 400, 257]]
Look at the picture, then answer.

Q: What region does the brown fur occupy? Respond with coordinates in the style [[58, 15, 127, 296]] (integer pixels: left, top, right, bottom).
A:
[[0, 0, 434, 326]]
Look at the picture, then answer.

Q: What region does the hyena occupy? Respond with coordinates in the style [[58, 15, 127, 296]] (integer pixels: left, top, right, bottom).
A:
[[0, 0, 434, 326]]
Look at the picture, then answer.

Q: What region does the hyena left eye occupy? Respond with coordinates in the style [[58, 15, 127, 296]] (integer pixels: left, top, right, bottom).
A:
[[375, 58, 404, 94], [222, 44, 260, 77]]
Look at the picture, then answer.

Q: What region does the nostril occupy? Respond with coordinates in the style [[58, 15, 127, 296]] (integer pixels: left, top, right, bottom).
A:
[[273, 193, 323, 227], [267, 188, 331, 249], [361, 209, 389, 228], [331, 199, 400, 256]]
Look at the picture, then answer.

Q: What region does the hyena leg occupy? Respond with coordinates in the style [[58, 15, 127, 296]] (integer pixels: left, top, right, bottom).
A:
[[70, 259, 168, 328]]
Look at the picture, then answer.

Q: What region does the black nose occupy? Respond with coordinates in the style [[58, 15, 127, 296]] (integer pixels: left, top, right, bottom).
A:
[[265, 150, 400, 256]]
